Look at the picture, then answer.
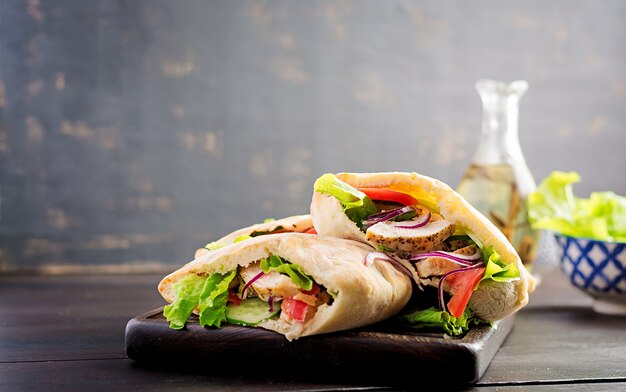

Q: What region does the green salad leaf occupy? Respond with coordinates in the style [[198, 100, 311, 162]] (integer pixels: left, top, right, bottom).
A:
[[260, 255, 313, 291], [203, 241, 227, 251], [528, 171, 626, 242], [313, 173, 378, 229], [163, 270, 236, 330], [250, 226, 284, 237], [197, 270, 237, 328], [203, 234, 251, 253], [163, 274, 206, 330], [402, 306, 490, 336], [481, 246, 520, 283]]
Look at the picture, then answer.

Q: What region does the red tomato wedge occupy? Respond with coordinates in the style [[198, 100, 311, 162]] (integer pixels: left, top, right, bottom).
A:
[[300, 283, 319, 296], [282, 297, 309, 322], [356, 188, 418, 206], [445, 267, 486, 318], [227, 290, 241, 306], [303, 227, 317, 234]]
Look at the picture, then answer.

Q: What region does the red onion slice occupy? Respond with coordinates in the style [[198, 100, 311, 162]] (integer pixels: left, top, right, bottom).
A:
[[268, 295, 275, 312], [409, 249, 482, 267], [363, 205, 415, 228], [364, 252, 414, 279], [437, 263, 485, 313], [240, 271, 265, 299], [387, 210, 431, 229]]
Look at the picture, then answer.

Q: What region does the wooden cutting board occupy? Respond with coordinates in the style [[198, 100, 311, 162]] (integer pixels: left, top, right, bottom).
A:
[[125, 307, 514, 385]]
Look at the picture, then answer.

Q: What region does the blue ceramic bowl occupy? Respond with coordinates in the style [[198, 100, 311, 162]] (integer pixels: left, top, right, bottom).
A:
[[554, 233, 626, 315]]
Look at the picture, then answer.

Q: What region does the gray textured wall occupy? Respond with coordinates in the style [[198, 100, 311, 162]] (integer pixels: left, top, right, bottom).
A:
[[1, 0, 625, 271]]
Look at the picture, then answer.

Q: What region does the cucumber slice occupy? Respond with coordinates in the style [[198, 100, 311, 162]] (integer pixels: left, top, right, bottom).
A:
[[225, 298, 280, 326]]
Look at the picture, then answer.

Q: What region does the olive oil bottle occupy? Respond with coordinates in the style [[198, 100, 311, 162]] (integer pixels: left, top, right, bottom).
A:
[[456, 79, 539, 269]]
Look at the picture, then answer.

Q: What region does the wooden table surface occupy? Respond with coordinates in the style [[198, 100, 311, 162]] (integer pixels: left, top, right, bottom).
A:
[[1, 263, 626, 391]]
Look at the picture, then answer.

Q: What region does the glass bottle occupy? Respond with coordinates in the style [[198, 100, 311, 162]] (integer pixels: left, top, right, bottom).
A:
[[456, 79, 539, 270]]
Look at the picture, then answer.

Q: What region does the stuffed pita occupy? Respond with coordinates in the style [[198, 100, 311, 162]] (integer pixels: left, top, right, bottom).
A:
[[311, 172, 536, 323], [159, 233, 412, 341]]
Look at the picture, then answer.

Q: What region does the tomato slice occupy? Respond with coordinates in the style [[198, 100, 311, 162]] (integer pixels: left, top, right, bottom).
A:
[[300, 283, 319, 296], [445, 267, 486, 318], [356, 188, 418, 206], [303, 227, 317, 234], [227, 290, 241, 306], [282, 297, 309, 322]]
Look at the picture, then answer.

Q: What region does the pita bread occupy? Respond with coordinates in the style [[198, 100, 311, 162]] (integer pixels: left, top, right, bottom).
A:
[[311, 172, 536, 321], [159, 233, 412, 341], [194, 214, 314, 259]]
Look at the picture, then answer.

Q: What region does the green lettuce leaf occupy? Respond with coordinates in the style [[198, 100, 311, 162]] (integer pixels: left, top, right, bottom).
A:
[[528, 171, 626, 242], [250, 226, 284, 237], [204, 241, 227, 251], [402, 307, 489, 336], [313, 173, 378, 229], [163, 274, 206, 330], [163, 270, 236, 330], [481, 246, 520, 283], [260, 255, 313, 291], [197, 270, 237, 328], [203, 234, 251, 253]]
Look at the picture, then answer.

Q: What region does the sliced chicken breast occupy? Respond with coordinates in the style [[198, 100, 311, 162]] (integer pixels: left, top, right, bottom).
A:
[[239, 262, 301, 301], [434, 238, 472, 252], [414, 244, 480, 278], [365, 219, 456, 259]]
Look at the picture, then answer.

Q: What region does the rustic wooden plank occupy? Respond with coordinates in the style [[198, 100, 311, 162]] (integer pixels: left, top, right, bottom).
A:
[[0, 358, 389, 392], [476, 383, 626, 391], [479, 306, 626, 384], [524, 263, 593, 309], [2, 266, 626, 389], [478, 265, 626, 384], [0, 359, 625, 392], [0, 274, 165, 362]]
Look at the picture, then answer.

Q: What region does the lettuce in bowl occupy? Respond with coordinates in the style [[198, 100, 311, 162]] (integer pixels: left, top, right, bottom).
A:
[[528, 171, 626, 243]]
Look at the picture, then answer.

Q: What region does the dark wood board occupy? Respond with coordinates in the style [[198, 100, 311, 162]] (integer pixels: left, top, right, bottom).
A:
[[125, 307, 515, 386]]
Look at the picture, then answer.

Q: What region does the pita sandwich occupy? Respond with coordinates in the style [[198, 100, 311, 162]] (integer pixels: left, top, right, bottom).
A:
[[311, 172, 537, 323], [194, 214, 315, 259], [159, 233, 412, 341]]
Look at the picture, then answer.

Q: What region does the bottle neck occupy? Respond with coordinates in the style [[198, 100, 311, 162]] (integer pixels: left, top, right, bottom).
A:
[[473, 93, 526, 166], [471, 88, 536, 194]]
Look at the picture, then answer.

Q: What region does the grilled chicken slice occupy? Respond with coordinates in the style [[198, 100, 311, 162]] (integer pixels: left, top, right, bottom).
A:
[[239, 262, 301, 301], [435, 238, 472, 252], [414, 244, 480, 278], [365, 219, 456, 259]]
